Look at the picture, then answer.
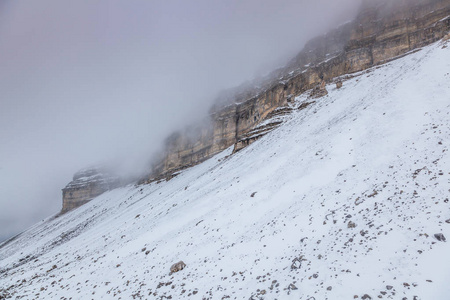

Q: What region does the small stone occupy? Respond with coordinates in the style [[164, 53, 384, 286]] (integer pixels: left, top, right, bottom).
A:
[[362, 294, 372, 299], [348, 221, 357, 228], [288, 283, 298, 290], [291, 257, 303, 270], [434, 233, 446, 242], [445, 219, 450, 224], [386, 285, 393, 290], [336, 81, 343, 89], [327, 286, 332, 291]]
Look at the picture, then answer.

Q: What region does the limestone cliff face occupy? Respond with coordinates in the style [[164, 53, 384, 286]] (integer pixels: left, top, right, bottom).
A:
[[62, 0, 449, 210], [62, 168, 120, 213], [147, 0, 450, 181]]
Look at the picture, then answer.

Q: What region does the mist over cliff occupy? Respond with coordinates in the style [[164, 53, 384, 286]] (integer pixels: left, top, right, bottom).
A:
[[0, 0, 363, 241]]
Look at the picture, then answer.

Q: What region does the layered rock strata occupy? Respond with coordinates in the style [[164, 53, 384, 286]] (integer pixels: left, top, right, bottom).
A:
[[147, 0, 449, 181], [62, 0, 449, 210], [61, 168, 120, 213]]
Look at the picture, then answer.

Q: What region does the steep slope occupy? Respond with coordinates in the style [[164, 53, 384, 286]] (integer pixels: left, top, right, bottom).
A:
[[1, 40, 450, 299], [149, 0, 450, 181], [61, 0, 450, 212]]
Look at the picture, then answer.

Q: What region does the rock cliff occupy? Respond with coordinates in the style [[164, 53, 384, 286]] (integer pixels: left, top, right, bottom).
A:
[[146, 0, 450, 181], [62, 0, 449, 211], [61, 167, 120, 213]]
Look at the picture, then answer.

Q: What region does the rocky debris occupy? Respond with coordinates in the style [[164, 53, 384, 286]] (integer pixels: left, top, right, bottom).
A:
[[298, 101, 315, 110], [291, 256, 305, 270], [233, 106, 293, 153], [336, 81, 343, 89], [434, 233, 446, 242], [310, 80, 328, 99], [268, 280, 279, 291], [284, 283, 298, 296], [170, 261, 186, 274], [0, 288, 12, 299], [348, 221, 357, 228]]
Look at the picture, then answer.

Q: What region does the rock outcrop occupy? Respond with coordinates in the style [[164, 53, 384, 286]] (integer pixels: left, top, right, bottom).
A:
[[146, 0, 450, 181], [62, 0, 450, 210], [61, 167, 120, 213]]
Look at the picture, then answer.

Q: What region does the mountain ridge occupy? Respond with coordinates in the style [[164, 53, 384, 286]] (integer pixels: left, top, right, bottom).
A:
[[1, 35, 450, 299], [61, 0, 450, 213]]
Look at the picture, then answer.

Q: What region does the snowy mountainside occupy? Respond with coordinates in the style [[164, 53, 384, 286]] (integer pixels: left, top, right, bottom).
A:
[[1, 40, 450, 299]]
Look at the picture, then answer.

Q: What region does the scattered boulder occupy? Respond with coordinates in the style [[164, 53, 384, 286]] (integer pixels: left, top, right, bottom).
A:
[[434, 233, 446, 242], [361, 294, 372, 299], [336, 81, 343, 89], [445, 219, 450, 224], [348, 221, 357, 228], [170, 261, 186, 274]]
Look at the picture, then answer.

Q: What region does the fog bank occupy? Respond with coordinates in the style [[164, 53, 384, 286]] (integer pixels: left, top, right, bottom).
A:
[[0, 0, 362, 242]]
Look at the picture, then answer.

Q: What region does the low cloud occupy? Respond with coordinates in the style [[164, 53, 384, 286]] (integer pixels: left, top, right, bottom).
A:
[[0, 0, 362, 241]]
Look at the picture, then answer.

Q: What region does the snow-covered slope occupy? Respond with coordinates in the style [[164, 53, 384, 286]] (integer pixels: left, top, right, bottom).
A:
[[1, 40, 450, 300]]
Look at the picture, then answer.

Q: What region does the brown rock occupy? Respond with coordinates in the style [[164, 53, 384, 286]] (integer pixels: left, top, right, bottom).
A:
[[348, 221, 357, 228], [169, 261, 186, 274]]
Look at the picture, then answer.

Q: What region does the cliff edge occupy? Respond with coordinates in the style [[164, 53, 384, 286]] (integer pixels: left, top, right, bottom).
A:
[[61, 167, 120, 213], [62, 0, 450, 212], [148, 0, 450, 180]]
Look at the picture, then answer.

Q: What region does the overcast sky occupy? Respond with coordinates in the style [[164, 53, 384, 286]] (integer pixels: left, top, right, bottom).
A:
[[0, 0, 362, 242]]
